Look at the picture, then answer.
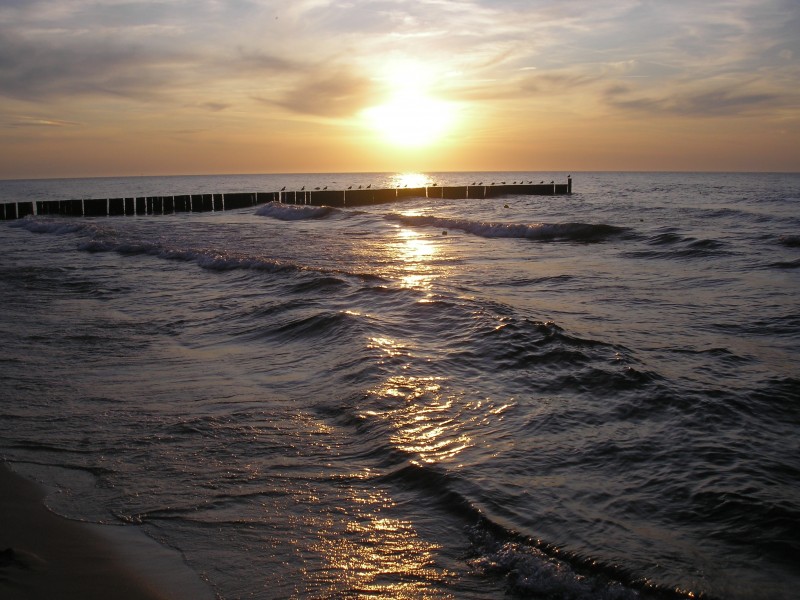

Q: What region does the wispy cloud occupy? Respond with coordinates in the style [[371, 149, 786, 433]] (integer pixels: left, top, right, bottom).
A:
[[6, 115, 80, 127], [268, 68, 379, 118], [605, 81, 790, 118], [0, 28, 182, 102]]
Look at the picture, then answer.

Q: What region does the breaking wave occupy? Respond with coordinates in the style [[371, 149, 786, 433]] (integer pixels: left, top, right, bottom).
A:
[[9, 217, 99, 236], [256, 202, 336, 220], [76, 238, 385, 283], [386, 213, 628, 242]]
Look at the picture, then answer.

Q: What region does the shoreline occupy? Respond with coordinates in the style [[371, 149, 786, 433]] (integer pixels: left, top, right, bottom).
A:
[[0, 461, 214, 600]]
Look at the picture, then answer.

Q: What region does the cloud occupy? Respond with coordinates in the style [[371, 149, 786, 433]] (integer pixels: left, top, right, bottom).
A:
[[605, 81, 788, 118], [6, 115, 80, 127], [0, 28, 179, 102], [520, 70, 607, 94], [262, 68, 378, 118], [235, 50, 297, 75], [1, 0, 799, 176], [6, 0, 789, 115], [200, 102, 230, 113]]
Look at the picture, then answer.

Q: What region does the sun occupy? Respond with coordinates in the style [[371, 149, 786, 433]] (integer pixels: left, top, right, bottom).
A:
[[362, 84, 458, 148]]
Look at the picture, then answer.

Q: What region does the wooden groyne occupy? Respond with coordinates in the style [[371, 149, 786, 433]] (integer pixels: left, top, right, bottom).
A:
[[1, 178, 571, 220]]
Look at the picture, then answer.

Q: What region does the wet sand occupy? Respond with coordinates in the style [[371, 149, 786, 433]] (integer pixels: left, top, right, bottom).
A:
[[0, 462, 212, 600]]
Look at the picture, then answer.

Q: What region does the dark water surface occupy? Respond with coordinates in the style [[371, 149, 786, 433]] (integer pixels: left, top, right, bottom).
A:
[[1, 171, 798, 599]]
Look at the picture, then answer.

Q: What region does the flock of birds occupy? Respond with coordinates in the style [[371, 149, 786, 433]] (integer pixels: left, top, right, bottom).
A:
[[278, 180, 559, 191]]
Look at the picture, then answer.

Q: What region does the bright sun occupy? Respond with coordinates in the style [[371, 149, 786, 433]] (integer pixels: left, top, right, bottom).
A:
[[362, 90, 457, 148]]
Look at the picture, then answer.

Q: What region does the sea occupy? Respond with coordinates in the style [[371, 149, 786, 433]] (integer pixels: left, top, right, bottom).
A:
[[1, 171, 798, 600]]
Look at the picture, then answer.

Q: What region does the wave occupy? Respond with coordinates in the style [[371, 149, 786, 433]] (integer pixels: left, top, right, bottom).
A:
[[778, 235, 800, 248], [256, 202, 336, 220], [80, 238, 300, 271], [251, 310, 364, 344], [9, 217, 97, 236], [626, 231, 732, 259], [503, 274, 575, 287], [647, 230, 684, 245], [377, 461, 698, 600], [386, 214, 628, 242], [77, 238, 385, 283], [768, 258, 800, 269], [472, 318, 635, 380], [9, 215, 390, 284]]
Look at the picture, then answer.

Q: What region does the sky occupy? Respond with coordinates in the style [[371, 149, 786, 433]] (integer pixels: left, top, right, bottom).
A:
[[1, 0, 798, 178]]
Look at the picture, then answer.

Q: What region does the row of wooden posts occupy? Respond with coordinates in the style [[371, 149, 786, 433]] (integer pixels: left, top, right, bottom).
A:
[[1, 179, 572, 220]]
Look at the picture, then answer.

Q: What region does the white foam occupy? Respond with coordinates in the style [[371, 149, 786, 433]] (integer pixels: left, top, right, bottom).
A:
[[10, 218, 90, 235], [470, 538, 639, 599], [255, 202, 334, 220]]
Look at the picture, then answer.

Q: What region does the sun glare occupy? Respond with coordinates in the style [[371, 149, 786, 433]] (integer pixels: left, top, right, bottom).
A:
[[391, 172, 432, 189], [363, 91, 457, 148]]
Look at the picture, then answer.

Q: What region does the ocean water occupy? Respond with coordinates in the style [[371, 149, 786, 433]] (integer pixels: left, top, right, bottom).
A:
[[1, 171, 798, 600]]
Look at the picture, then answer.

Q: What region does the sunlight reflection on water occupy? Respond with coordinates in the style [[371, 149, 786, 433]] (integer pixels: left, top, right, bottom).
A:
[[390, 172, 434, 189], [364, 375, 472, 464], [308, 487, 454, 599], [394, 227, 439, 290]]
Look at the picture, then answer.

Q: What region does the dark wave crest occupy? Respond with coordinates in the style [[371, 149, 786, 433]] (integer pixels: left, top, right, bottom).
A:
[[386, 213, 629, 242], [76, 237, 385, 283], [778, 235, 800, 248], [377, 461, 701, 600], [619, 227, 734, 259], [256, 202, 336, 220]]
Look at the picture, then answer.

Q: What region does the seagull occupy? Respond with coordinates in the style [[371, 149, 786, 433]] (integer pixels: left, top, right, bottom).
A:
[[540, 181, 544, 184], [348, 185, 352, 189], [315, 187, 320, 190], [280, 186, 286, 191], [301, 186, 305, 190], [471, 182, 476, 185], [366, 184, 371, 189], [478, 182, 483, 185], [358, 185, 362, 189], [323, 186, 327, 190]]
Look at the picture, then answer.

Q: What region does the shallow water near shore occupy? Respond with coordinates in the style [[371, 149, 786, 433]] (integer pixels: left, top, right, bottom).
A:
[[1, 171, 799, 599]]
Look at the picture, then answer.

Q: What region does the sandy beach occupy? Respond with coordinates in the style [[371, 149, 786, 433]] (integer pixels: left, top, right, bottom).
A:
[[0, 462, 212, 600]]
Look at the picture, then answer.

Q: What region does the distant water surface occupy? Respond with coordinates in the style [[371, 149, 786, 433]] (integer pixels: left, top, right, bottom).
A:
[[1, 171, 798, 599]]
